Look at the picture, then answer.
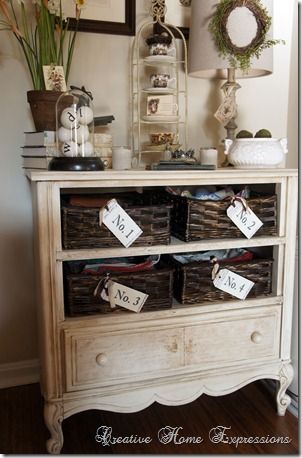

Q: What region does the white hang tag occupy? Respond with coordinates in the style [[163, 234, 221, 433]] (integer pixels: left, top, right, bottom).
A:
[[108, 281, 148, 313], [213, 268, 254, 300], [99, 199, 143, 248], [227, 200, 263, 239]]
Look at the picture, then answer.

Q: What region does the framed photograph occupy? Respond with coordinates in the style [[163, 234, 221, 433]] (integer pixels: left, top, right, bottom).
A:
[[154, 0, 190, 39], [64, 0, 136, 36], [146, 95, 177, 116], [43, 65, 67, 92]]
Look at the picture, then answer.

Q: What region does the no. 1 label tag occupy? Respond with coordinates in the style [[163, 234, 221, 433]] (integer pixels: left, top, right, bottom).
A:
[[108, 281, 148, 313], [100, 199, 143, 248], [213, 268, 254, 300], [227, 200, 263, 239]]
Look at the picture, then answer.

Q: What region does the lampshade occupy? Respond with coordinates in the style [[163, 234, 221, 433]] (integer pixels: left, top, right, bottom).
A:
[[188, 0, 273, 79]]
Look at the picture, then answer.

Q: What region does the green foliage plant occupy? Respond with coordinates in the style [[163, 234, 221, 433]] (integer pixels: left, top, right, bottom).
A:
[[0, 0, 86, 90]]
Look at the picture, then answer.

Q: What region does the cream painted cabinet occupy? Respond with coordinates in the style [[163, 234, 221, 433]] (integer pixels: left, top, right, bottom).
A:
[[27, 169, 297, 454]]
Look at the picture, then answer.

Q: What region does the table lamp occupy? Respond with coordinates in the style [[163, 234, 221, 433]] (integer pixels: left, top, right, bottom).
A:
[[188, 0, 273, 140]]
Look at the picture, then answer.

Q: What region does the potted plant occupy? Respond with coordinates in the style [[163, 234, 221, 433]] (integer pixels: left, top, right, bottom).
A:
[[0, 0, 86, 130]]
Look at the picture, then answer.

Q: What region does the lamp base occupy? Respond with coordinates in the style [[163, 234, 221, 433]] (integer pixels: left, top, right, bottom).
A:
[[48, 157, 104, 171]]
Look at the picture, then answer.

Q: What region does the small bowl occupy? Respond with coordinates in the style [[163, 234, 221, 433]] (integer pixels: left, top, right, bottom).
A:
[[150, 132, 178, 145]]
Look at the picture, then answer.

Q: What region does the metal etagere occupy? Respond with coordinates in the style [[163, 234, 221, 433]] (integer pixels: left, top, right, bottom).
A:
[[131, 0, 188, 168]]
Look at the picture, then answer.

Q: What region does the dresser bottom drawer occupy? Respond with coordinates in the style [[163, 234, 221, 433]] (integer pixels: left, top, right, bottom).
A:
[[64, 327, 184, 391], [184, 308, 280, 368], [63, 306, 281, 392]]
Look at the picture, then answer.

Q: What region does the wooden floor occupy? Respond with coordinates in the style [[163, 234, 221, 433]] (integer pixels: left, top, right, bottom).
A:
[[0, 381, 298, 454]]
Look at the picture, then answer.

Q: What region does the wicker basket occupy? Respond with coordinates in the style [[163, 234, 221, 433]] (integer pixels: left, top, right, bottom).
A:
[[64, 265, 174, 316], [170, 194, 277, 241], [62, 192, 172, 249], [170, 257, 273, 304]]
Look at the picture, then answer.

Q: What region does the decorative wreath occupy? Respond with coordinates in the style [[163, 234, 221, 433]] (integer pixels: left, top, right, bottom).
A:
[[209, 0, 283, 71]]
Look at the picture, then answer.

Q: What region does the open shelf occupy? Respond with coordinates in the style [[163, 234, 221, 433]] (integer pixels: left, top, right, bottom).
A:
[[62, 295, 283, 328], [57, 235, 285, 262]]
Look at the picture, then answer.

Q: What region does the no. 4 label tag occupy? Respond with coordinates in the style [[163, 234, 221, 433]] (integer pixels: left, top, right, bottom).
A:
[[227, 200, 263, 239], [100, 199, 143, 248], [108, 281, 148, 312], [213, 268, 254, 300]]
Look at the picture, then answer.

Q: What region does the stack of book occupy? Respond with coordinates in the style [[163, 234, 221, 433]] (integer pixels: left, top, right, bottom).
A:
[[150, 160, 216, 170], [22, 131, 57, 169], [22, 130, 113, 169]]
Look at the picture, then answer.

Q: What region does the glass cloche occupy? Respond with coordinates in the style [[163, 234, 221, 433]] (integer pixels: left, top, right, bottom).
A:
[[48, 87, 104, 171]]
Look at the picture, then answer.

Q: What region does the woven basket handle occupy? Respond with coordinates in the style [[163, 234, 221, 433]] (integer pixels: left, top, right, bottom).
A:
[[94, 273, 113, 302], [210, 257, 220, 280]]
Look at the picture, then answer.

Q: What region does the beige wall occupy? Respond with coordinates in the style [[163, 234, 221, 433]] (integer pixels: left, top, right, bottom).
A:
[[0, 0, 298, 366]]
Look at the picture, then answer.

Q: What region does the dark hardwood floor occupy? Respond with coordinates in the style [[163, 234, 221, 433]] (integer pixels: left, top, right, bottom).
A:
[[0, 381, 298, 454]]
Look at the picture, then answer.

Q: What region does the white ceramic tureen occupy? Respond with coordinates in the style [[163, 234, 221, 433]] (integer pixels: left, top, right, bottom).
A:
[[224, 138, 288, 168]]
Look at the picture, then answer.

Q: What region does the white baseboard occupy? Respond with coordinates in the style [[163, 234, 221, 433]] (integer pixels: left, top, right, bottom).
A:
[[262, 380, 298, 418], [0, 359, 40, 389], [287, 396, 299, 418]]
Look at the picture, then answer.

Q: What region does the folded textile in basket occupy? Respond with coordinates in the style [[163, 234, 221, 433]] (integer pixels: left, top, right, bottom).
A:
[[173, 249, 253, 265], [166, 186, 250, 201], [68, 195, 114, 208], [82, 255, 161, 275]]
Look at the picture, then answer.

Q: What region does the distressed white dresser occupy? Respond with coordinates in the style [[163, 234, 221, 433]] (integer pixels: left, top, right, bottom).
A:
[[26, 168, 297, 454]]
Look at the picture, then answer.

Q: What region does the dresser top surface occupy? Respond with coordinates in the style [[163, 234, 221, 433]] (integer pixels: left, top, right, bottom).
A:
[[26, 168, 298, 183]]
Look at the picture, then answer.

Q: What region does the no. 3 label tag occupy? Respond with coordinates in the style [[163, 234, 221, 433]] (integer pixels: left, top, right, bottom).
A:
[[108, 281, 148, 313], [227, 200, 263, 239], [99, 199, 143, 248], [213, 268, 255, 300]]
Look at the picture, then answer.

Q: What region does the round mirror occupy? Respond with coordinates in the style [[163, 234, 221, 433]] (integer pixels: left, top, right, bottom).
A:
[[226, 6, 258, 48], [220, 2, 266, 55]]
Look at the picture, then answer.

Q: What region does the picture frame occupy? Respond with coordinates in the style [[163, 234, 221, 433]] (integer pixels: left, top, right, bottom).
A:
[[165, 0, 190, 39], [154, 0, 190, 39], [43, 65, 67, 92], [66, 0, 136, 36]]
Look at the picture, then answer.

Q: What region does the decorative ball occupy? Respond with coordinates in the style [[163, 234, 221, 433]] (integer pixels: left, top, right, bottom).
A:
[[77, 106, 94, 125], [79, 141, 94, 157], [61, 141, 78, 157], [72, 124, 90, 144], [255, 129, 272, 138], [58, 126, 72, 143], [60, 107, 78, 129], [236, 130, 253, 139]]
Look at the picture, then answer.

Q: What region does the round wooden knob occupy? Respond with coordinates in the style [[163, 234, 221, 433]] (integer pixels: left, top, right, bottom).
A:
[[251, 332, 262, 344], [96, 353, 108, 366]]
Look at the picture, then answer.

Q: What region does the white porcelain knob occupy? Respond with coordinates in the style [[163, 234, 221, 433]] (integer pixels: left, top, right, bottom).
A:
[[77, 106, 94, 125], [251, 332, 262, 344], [72, 124, 90, 144], [96, 353, 108, 366], [60, 107, 78, 129], [61, 141, 77, 157], [58, 126, 72, 143], [79, 141, 94, 157]]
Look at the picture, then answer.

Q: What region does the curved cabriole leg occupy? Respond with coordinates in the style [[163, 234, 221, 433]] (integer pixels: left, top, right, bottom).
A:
[[44, 401, 64, 454], [276, 363, 294, 416]]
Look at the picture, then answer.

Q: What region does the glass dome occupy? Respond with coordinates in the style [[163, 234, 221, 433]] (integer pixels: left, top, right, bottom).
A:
[[48, 87, 103, 171]]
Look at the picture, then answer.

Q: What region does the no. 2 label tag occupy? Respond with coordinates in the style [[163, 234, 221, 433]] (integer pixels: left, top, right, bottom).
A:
[[213, 268, 254, 300], [108, 281, 148, 313], [227, 200, 263, 239], [100, 199, 143, 248]]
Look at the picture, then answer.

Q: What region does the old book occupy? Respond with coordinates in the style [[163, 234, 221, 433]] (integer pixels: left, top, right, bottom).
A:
[[151, 162, 216, 170], [22, 156, 53, 169], [24, 130, 55, 146], [21, 145, 57, 157]]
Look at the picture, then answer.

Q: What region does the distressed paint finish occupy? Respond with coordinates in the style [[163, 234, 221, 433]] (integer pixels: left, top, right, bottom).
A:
[[28, 169, 297, 454]]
